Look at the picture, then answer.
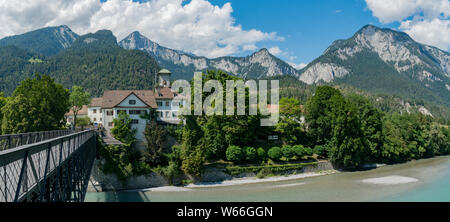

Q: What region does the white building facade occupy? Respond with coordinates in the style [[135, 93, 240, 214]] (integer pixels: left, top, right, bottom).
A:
[[87, 69, 183, 141]]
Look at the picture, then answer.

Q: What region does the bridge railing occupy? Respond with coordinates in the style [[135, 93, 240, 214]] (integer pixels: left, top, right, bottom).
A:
[[0, 130, 96, 202], [0, 130, 78, 151]]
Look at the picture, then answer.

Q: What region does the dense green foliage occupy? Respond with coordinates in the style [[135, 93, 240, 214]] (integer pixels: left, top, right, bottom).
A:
[[143, 121, 167, 166], [1, 75, 70, 134], [226, 146, 243, 162], [267, 147, 282, 161], [0, 93, 5, 134], [275, 97, 306, 145], [97, 138, 151, 181], [304, 86, 449, 168], [111, 111, 137, 145], [178, 70, 269, 176]]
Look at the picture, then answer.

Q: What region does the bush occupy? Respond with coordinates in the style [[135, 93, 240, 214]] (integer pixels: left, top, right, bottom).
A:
[[313, 145, 327, 157], [225, 162, 318, 176], [267, 147, 282, 161], [243, 147, 257, 163], [303, 147, 313, 156], [226, 145, 243, 162], [257, 147, 266, 160], [293, 145, 305, 157], [281, 145, 295, 159]]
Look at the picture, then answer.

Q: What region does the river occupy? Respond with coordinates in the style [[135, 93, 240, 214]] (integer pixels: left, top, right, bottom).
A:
[[85, 156, 450, 202]]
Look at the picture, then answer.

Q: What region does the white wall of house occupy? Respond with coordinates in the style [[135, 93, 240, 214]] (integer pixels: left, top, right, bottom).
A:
[[96, 94, 152, 141], [156, 99, 182, 122], [102, 108, 115, 131], [88, 107, 102, 126]]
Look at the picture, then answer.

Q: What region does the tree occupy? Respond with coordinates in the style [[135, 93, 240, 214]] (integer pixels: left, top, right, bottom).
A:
[[69, 86, 91, 129], [275, 97, 305, 145], [180, 115, 205, 176], [326, 94, 368, 168], [111, 111, 137, 144], [1, 75, 70, 134], [0, 93, 6, 134], [347, 94, 384, 162], [76, 117, 91, 130], [143, 121, 167, 166], [305, 86, 343, 146]]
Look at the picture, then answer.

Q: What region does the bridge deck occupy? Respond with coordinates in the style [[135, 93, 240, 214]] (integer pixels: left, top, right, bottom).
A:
[[0, 130, 97, 202]]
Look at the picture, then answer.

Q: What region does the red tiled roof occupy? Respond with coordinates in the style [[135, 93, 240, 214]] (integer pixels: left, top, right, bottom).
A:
[[101, 90, 157, 108], [155, 87, 175, 100], [89, 97, 103, 107], [66, 105, 88, 116]]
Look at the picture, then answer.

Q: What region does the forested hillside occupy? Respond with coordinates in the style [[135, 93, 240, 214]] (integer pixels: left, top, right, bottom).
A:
[[0, 30, 160, 97]]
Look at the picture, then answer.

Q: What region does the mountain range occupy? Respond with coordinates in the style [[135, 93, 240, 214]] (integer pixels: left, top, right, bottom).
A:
[[0, 24, 448, 108], [119, 31, 300, 80]]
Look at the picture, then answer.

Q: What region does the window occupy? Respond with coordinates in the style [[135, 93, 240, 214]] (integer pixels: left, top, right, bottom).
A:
[[93, 118, 97, 121], [166, 101, 170, 107], [131, 119, 139, 124], [172, 112, 177, 118], [100, 118, 102, 121], [93, 109, 97, 114], [106, 111, 113, 116], [108, 122, 113, 127], [129, 110, 141, 115], [165, 111, 169, 118], [172, 102, 179, 106], [159, 112, 163, 118], [157, 101, 163, 107], [129, 100, 136, 105]]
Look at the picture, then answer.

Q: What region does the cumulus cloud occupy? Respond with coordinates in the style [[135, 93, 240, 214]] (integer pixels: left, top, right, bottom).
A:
[[0, 0, 282, 58], [365, 0, 450, 50], [400, 18, 450, 50]]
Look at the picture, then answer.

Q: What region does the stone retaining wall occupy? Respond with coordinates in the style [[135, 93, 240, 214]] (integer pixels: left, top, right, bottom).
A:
[[88, 160, 335, 191]]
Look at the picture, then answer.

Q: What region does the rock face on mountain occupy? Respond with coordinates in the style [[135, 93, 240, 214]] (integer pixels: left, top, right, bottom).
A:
[[0, 25, 78, 56], [119, 31, 300, 79], [298, 25, 450, 105]]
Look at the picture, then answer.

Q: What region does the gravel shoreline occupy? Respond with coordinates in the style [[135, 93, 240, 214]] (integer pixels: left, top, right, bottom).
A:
[[126, 170, 338, 192]]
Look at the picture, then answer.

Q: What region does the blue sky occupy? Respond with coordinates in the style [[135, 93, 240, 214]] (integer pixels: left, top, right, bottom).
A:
[[208, 0, 399, 64], [0, 0, 448, 68]]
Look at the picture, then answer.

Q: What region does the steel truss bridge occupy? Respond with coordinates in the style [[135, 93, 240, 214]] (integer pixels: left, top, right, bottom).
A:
[[0, 130, 97, 202]]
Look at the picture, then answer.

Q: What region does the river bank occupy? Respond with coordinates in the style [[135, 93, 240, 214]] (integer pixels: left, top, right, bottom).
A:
[[85, 155, 450, 202], [88, 160, 335, 192]]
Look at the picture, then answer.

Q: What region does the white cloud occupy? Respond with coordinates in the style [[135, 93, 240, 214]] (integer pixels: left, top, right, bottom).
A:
[[288, 62, 308, 70], [400, 18, 450, 50], [365, 0, 450, 50], [268, 46, 282, 56], [0, 0, 282, 58]]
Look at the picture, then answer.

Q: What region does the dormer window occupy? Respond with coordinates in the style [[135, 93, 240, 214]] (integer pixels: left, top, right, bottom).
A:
[[129, 100, 136, 105], [159, 94, 163, 97]]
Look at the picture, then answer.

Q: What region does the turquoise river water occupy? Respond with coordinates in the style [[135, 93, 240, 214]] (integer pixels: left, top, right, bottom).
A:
[[85, 156, 450, 202]]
